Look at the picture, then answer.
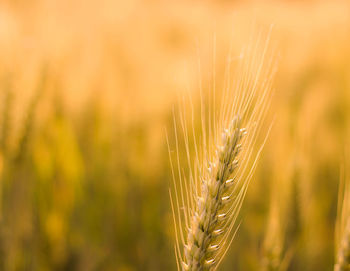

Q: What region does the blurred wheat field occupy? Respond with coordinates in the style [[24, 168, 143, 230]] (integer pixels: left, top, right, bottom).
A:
[[0, 0, 350, 270]]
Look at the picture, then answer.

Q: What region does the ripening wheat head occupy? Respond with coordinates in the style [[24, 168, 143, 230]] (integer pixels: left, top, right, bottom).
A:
[[168, 28, 277, 271], [335, 166, 350, 271]]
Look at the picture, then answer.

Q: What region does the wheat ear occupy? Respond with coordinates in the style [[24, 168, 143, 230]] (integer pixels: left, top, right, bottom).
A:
[[168, 28, 276, 271], [183, 115, 247, 270]]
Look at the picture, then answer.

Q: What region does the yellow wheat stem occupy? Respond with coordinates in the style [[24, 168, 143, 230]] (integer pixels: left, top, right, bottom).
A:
[[335, 165, 350, 271]]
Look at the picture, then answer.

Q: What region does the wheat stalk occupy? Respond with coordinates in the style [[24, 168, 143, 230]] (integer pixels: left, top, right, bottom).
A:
[[261, 171, 293, 271], [335, 165, 350, 271], [168, 28, 276, 271], [261, 197, 292, 271]]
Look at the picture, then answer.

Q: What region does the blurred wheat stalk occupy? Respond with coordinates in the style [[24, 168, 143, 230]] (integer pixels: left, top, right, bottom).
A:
[[335, 164, 350, 271], [168, 28, 277, 270]]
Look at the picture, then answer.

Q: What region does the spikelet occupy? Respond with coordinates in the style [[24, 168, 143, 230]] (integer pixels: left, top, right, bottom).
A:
[[168, 28, 276, 271], [335, 165, 350, 271]]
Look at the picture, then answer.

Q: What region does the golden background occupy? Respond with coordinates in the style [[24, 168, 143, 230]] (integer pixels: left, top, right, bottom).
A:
[[0, 0, 349, 270]]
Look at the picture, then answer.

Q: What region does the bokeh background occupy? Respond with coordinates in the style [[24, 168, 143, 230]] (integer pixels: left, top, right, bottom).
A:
[[0, 0, 350, 270]]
